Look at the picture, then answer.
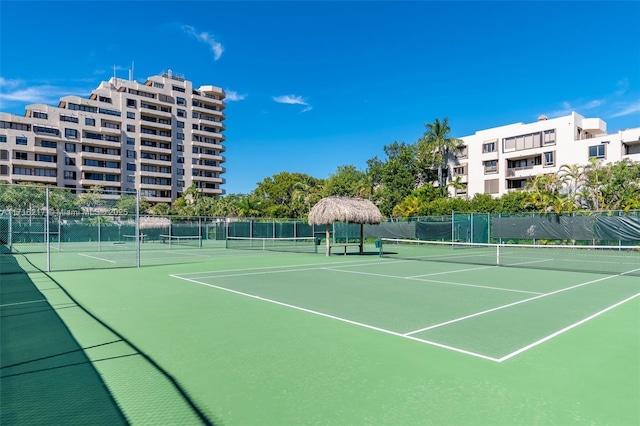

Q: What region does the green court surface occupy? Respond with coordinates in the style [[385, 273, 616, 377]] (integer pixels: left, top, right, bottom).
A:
[[1, 245, 639, 425]]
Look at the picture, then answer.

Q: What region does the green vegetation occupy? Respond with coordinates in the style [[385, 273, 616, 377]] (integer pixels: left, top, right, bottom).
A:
[[3, 119, 639, 219]]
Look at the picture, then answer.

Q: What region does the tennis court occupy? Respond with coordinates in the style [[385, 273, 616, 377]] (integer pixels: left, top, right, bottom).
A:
[[2, 241, 639, 425]]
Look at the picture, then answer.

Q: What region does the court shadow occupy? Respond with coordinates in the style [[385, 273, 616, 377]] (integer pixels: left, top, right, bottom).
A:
[[0, 253, 128, 425]]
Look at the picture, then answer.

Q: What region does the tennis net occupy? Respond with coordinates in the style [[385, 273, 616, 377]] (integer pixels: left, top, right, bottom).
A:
[[160, 234, 202, 248], [226, 236, 318, 254], [379, 238, 640, 276]]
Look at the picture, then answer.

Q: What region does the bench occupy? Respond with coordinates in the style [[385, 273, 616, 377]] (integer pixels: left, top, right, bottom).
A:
[[329, 243, 361, 255]]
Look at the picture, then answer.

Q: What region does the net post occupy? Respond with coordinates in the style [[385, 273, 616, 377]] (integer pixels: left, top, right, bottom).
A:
[[496, 243, 500, 266], [46, 187, 50, 272], [199, 217, 203, 248], [377, 238, 383, 257], [98, 214, 101, 252]]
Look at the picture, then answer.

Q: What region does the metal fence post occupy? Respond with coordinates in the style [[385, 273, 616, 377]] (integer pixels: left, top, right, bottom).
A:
[[135, 190, 140, 267], [8, 210, 12, 253], [46, 187, 50, 272]]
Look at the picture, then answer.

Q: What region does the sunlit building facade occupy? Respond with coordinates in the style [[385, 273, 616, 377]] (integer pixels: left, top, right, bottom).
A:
[[0, 72, 226, 203], [449, 112, 640, 198]]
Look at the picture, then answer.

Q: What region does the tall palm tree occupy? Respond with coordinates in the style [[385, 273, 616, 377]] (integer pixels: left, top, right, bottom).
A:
[[557, 164, 588, 212], [447, 176, 468, 200], [417, 118, 464, 189]]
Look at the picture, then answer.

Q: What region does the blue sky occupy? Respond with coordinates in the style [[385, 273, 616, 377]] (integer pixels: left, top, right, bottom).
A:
[[1, 1, 639, 195]]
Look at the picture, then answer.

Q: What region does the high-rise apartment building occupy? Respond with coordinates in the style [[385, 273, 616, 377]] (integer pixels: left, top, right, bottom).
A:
[[449, 112, 640, 198], [0, 72, 226, 203]]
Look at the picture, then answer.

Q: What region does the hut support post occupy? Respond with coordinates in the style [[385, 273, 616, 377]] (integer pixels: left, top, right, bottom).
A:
[[325, 223, 331, 256], [359, 223, 364, 254]]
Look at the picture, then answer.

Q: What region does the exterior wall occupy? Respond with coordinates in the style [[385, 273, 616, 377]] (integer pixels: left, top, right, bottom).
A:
[[449, 112, 640, 198], [0, 72, 226, 203]]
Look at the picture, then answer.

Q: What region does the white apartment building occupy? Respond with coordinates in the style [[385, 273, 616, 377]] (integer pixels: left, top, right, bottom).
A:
[[449, 112, 640, 198], [0, 72, 226, 203]]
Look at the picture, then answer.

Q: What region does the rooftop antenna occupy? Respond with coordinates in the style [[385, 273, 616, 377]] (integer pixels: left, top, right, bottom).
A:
[[130, 61, 134, 81], [113, 64, 117, 82]]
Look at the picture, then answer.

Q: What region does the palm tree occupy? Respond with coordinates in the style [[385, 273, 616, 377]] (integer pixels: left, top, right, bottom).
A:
[[447, 176, 468, 200], [417, 118, 464, 189], [557, 164, 588, 212]]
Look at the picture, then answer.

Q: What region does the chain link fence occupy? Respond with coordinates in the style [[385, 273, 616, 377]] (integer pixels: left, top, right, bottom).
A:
[[2, 183, 639, 273]]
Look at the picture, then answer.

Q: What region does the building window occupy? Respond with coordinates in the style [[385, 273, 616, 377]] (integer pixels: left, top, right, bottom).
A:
[[177, 156, 184, 163], [177, 121, 185, 128], [127, 124, 136, 132], [177, 109, 186, 117], [484, 178, 499, 194], [33, 111, 48, 119], [177, 97, 186, 106], [16, 136, 28, 145], [589, 144, 606, 159], [60, 114, 79, 123], [64, 171, 76, 180], [176, 133, 184, 140], [65, 143, 76, 152], [126, 150, 136, 159], [482, 141, 496, 153], [0, 135, 6, 143], [65, 128, 78, 139], [453, 165, 467, 176], [543, 151, 555, 167], [177, 144, 184, 152], [15, 152, 28, 160], [127, 112, 135, 119], [99, 96, 112, 104], [36, 154, 56, 163], [127, 175, 135, 183], [85, 117, 95, 126], [192, 124, 199, 130], [65, 157, 75, 166], [127, 98, 137, 108], [177, 168, 184, 176], [483, 159, 498, 174], [41, 140, 57, 148], [543, 129, 555, 145]]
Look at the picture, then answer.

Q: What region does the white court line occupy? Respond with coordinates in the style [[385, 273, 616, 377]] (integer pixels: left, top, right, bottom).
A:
[[169, 273, 500, 363], [404, 271, 634, 336], [498, 292, 640, 362], [325, 268, 543, 296], [0, 299, 47, 308], [78, 253, 117, 263], [407, 265, 495, 278], [175, 258, 407, 279]]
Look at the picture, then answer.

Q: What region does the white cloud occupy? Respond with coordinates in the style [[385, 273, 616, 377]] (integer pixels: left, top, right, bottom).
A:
[[225, 90, 247, 101], [615, 78, 630, 96], [273, 94, 308, 105], [0, 77, 21, 89], [0, 79, 92, 108], [182, 25, 224, 60], [609, 101, 640, 118], [544, 98, 604, 118], [273, 94, 313, 112], [583, 99, 603, 109]]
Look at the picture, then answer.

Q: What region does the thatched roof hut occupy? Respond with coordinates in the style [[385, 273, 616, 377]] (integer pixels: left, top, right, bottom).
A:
[[139, 216, 172, 230], [308, 196, 383, 256]]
